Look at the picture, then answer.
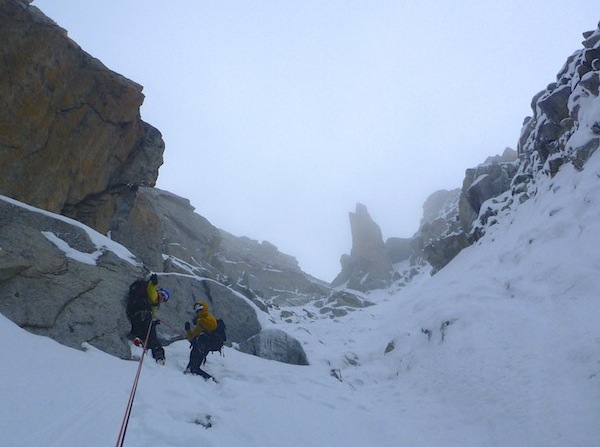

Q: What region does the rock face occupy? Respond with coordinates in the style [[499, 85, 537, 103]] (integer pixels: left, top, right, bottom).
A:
[[331, 204, 393, 291], [237, 328, 309, 365], [311, 289, 375, 318], [471, 23, 600, 239], [0, 197, 140, 359], [215, 230, 331, 309], [417, 188, 466, 272], [462, 149, 519, 221], [111, 187, 222, 275], [0, 196, 267, 360], [0, 188, 325, 364], [393, 23, 600, 279], [418, 149, 519, 272], [0, 0, 165, 235], [515, 25, 600, 185], [113, 187, 340, 317]]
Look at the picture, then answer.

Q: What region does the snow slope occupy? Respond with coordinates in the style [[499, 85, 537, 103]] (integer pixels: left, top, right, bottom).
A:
[[2, 154, 600, 446]]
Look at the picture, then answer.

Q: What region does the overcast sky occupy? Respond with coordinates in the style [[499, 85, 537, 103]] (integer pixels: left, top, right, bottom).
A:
[[33, 0, 598, 281]]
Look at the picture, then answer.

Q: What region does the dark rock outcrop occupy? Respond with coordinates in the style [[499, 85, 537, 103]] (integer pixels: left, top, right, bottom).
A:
[[513, 25, 600, 185], [0, 0, 165, 235], [417, 23, 600, 272], [416, 188, 462, 273], [331, 204, 393, 291], [385, 237, 412, 264], [471, 23, 600, 239], [313, 290, 375, 318], [237, 328, 309, 365], [415, 149, 518, 272], [462, 150, 518, 218]]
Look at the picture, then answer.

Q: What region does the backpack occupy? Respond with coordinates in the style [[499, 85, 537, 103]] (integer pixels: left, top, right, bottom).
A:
[[125, 278, 150, 320], [205, 318, 227, 353]]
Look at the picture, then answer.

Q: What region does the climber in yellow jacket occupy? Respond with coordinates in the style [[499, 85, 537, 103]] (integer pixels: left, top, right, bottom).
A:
[[185, 300, 217, 338], [146, 279, 161, 315], [184, 301, 218, 380]]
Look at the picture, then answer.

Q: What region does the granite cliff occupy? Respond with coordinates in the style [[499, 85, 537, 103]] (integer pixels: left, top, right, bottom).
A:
[[0, 0, 165, 235]]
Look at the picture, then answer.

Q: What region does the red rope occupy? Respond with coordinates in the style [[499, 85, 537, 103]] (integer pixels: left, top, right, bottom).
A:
[[115, 321, 153, 447], [158, 318, 188, 339]]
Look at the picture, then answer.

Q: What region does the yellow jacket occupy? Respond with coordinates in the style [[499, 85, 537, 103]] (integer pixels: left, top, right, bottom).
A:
[[146, 280, 160, 317], [186, 300, 217, 339]]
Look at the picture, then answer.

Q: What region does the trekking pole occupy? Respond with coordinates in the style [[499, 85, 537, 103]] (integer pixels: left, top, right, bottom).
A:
[[115, 320, 153, 447]]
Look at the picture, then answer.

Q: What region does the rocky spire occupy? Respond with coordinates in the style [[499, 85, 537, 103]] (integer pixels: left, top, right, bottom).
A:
[[331, 203, 393, 291]]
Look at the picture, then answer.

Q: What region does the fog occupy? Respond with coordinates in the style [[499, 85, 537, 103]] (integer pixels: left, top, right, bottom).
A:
[[33, 0, 598, 280]]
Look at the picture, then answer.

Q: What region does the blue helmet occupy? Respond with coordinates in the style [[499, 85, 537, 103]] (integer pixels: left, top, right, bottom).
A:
[[158, 288, 171, 302]]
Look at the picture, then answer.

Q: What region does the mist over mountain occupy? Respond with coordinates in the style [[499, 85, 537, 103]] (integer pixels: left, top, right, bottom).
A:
[[1, 2, 599, 445]]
